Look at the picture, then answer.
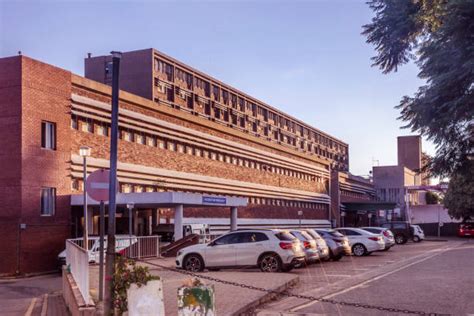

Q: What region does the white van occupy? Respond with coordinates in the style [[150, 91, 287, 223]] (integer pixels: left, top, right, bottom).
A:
[[58, 235, 138, 267]]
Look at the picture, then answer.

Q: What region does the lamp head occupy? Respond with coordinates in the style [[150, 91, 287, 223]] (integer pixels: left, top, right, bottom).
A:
[[79, 146, 91, 157]]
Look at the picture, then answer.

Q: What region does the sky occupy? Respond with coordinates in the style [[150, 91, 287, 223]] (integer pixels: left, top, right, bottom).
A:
[[0, 0, 436, 176]]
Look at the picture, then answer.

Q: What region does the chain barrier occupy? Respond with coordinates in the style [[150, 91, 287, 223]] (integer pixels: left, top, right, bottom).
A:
[[138, 259, 446, 316]]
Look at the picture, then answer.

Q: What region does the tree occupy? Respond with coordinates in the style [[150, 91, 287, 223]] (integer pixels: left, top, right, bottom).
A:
[[443, 161, 474, 221], [425, 191, 440, 205], [362, 0, 474, 177]]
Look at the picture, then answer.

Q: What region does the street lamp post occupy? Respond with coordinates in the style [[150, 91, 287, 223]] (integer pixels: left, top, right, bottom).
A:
[[127, 203, 134, 256], [79, 146, 91, 250]]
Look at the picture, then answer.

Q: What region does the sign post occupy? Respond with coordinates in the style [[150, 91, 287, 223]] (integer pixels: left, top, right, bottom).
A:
[[105, 51, 122, 316], [85, 169, 112, 302]]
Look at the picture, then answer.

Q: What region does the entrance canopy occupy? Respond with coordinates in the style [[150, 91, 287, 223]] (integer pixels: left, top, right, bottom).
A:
[[71, 191, 248, 208], [342, 201, 396, 212]]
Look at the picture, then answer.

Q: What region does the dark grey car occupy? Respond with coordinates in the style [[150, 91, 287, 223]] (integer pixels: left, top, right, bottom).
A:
[[312, 229, 351, 260]]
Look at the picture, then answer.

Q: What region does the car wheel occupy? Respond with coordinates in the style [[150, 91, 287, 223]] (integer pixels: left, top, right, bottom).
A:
[[352, 244, 367, 257], [413, 236, 420, 242], [183, 254, 204, 272], [395, 235, 406, 244], [332, 254, 343, 261], [259, 253, 282, 272]]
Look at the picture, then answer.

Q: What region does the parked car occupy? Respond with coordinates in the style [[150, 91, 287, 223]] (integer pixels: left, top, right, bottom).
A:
[[289, 230, 320, 264], [57, 235, 138, 267], [411, 224, 425, 242], [334, 228, 385, 256], [381, 221, 413, 244], [308, 229, 347, 260], [458, 223, 474, 237], [360, 227, 395, 250], [176, 229, 305, 272], [303, 229, 331, 261]]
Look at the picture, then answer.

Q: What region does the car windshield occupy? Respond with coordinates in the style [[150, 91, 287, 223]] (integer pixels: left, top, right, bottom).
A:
[[300, 231, 315, 240], [327, 230, 344, 238], [275, 232, 296, 241], [290, 231, 308, 241]]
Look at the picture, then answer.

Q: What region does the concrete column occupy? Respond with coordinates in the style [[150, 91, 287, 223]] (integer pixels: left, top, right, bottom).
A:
[[174, 204, 184, 241], [133, 210, 139, 236], [230, 207, 238, 231], [87, 207, 94, 235]]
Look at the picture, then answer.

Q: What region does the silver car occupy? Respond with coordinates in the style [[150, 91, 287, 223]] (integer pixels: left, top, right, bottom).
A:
[[304, 229, 331, 261], [289, 230, 320, 264], [360, 227, 395, 251]]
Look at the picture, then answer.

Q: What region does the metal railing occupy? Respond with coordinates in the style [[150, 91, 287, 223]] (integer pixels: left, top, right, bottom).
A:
[[120, 236, 161, 259], [66, 240, 90, 304], [67, 235, 161, 262]]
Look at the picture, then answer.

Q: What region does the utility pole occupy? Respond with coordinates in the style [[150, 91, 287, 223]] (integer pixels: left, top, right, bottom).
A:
[[104, 51, 121, 315]]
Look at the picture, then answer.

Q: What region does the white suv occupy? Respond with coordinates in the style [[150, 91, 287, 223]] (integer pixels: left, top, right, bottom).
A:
[[176, 230, 305, 272], [334, 228, 385, 256]]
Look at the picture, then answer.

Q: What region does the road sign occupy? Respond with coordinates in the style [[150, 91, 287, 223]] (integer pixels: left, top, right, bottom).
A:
[[85, 169, 114, 202]]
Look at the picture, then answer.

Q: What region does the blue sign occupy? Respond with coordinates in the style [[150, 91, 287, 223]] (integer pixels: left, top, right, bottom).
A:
[[202, 196, 227, 204]]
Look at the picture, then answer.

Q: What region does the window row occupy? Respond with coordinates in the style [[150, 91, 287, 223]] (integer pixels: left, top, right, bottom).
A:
[[71, 115, 323, 183], [71, 116, 327, 183], [152, 57, 348, 157]]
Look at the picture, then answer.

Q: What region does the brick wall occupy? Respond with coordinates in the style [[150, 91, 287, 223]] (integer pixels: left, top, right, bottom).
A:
[[0, 56, 22, 274], [19, 56, 72, 273], [71, 130, 320, 193]]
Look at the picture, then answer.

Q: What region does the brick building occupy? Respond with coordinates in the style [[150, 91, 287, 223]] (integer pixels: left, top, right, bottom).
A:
[[0, 50, 361, 275]]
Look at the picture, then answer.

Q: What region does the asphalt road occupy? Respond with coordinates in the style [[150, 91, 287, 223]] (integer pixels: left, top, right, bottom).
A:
[[258, 238, 474, 316], [0, 273, 62, 316]]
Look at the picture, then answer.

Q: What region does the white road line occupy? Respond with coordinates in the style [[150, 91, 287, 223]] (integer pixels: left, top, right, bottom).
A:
[[24, 297, 37, 316], [40, 294, 48, 316], [291, 243, 458, 312], [325, 274, 352, 278]]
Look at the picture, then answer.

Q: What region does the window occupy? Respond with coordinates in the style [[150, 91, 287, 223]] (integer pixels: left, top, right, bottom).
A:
[[238, 232, 269, 243], [275, 232, 296, 241], [41, 121, 56, 150], [105, 61, 113, 77], [213, 233, 240, 245], [338, 229, 361, 236], [40, 187, 56, 216]]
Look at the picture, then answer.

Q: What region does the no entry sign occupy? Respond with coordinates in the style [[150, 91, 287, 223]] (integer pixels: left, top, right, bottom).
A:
[[85, 169, 116, 202]]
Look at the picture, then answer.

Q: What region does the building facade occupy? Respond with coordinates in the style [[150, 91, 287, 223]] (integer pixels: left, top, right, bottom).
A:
[[0, 50, 361, 275], [85, 49, 349, 172]]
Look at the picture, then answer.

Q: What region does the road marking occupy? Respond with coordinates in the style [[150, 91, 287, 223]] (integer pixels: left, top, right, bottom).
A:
[[325, 274, 352, 278], [291, 243, 458, 312], [40, 294, 48, 316], [24, 297, 37, 316]]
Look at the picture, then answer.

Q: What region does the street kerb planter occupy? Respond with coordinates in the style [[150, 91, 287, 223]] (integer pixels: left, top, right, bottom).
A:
[[127, 279, 165, 316], [178, 281, 216, 316]]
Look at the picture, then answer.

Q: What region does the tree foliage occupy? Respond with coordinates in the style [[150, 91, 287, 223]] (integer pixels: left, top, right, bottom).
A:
[[425, 191, 440, 205], [362, 0, 474, 177], [443, 161, 474, 221]]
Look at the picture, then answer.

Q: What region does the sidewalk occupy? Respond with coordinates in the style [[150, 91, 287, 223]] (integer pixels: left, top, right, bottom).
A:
[[89, 257, 299, 315]]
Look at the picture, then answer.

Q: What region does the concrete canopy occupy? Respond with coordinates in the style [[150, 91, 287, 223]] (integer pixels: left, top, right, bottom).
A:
[[71, 191, 248, 208]]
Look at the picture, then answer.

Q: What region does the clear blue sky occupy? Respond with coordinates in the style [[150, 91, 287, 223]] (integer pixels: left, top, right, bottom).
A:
[[0, 0, 435, 176]]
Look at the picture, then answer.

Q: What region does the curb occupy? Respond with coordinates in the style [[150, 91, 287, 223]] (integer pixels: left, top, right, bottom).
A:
[[233, 275, 300, 316]]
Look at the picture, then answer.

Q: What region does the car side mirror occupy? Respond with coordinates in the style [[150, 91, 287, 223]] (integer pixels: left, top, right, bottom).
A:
[[208, 241, 215, 247]]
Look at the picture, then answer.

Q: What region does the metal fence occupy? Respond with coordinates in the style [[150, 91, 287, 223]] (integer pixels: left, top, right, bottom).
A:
[[119, 236, 161, 259], [66, 240, 90, 304], [68, 235, 161, 261]]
